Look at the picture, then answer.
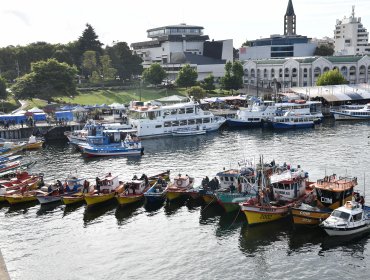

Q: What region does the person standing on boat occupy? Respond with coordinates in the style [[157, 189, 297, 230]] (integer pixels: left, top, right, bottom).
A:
[[83, 180, 89, 194], [95, 177, 101, 194], [214, 177, 219, 189]]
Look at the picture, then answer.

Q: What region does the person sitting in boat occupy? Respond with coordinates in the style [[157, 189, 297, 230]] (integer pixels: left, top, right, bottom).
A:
[[229, 183, 236, 193], [83, 180, 90, 194], [140, 174, 149, 185], [47, 184, 53, 193], [95, 177, 101, 194], [132, 175, 138, 180], [57, 180, 64, 194], [124, 183, 130, 194]]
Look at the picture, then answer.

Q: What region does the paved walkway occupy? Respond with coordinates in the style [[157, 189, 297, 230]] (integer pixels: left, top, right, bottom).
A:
[[0, 249, 10, 280]]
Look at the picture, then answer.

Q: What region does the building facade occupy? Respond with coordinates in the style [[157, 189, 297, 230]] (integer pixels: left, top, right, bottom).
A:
[[334, 6, 370, 56], [239, 0, 316, 60], [131, 24, 233, 81], [243, 56, 370, 89]]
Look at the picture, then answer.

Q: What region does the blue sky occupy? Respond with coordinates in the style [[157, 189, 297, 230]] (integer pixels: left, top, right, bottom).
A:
[[1, 0, 369, 48]]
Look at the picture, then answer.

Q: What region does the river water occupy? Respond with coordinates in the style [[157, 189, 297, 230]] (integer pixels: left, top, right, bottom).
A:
[[1, 120, 370, 280]]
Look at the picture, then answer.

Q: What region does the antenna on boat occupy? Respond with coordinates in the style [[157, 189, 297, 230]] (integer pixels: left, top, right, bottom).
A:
[[364, 173, 366, 200]]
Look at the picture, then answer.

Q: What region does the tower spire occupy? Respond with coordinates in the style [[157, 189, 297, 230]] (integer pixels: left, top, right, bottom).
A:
[[284, 0, 296, 35]]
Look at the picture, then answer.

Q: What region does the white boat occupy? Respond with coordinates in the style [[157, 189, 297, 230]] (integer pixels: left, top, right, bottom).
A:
[[226, 99, 323, 128], [172, 127, 206, 136], [64, 120, 132, 144], [321, 201, 370, 236], [128, 100, 225, 138], [269, 111, 321, 129], [331, 103, 370, 120]]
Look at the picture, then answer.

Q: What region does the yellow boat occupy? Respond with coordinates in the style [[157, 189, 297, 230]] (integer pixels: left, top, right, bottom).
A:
[[165, 174, 193, 201], [84, 192, 115, 206], [291, 207, 331, 225], [241, 204, 291, 225], [116, 194, 143, 206], [24, 141, 44, 150], [0, 195, 6, 202], [5, 193, 38, 205], [62, 193, 85, 205], [202, 194, 216, 204]]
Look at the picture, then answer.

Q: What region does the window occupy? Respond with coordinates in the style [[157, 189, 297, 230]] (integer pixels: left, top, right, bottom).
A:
[[203, 118, 210, 123], [196, 119, 202, 124], [164, 122, 171, 127], [179, 120, 187, 126], [155, 125, 162, 128], [172, 121, 179, 126], [188, 119, 195, 125], [178, 108, 185, 114], [186, 108, 194, 114]]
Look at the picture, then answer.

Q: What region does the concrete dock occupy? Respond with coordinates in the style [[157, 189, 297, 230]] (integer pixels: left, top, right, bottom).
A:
[[0, 249, 10, 280]]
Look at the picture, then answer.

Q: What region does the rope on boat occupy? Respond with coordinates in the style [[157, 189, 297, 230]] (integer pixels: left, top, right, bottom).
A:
[[227, 207, 241, 230], [201, 196, 216, 213]]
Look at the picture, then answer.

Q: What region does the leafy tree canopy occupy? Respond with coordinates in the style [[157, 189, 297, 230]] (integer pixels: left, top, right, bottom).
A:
[[78, 23, 103, 55], [220, 61, 243, 91], [316, 69, 347, 86], [12, 58, 78, 100], [105, 41, 143, 80], [314, 45, 334, 56], [0, 76, 8, 100], [176, 64, 198, 88], [200, 74, 215, 92], [187, 86, 206, 101], [142, 63, 166, 85]]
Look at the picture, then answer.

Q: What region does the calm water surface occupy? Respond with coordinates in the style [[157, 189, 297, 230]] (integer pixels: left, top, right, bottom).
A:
[[1, 120, 370, 280]]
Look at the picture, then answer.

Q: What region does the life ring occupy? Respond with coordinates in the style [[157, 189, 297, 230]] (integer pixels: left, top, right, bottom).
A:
[[176, 180, 182, 186]]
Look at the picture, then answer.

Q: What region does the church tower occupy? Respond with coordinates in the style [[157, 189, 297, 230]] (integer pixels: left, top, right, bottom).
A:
[[284, 0, 296, 35]]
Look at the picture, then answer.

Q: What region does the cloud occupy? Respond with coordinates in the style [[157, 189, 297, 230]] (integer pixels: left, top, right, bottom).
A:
[[3, 10, 30, 26]]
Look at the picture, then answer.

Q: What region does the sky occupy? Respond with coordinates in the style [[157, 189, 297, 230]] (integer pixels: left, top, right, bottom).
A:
[[1, 0, 370, 49]]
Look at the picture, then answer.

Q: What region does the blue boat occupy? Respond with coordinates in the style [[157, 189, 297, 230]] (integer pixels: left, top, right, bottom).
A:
[[144, 172, 171, 204], [0, 155, 22, 164], [78, 128, 144, 157], [269, 112, 321, 129]]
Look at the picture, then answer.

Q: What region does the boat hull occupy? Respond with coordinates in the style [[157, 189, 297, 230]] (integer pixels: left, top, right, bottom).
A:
[[272, 122, 314, 129], [24, 141, 44, 150], [226, 119, 262, 128], [323, 224, 370, 236], [82, 148, 143, 157], [5, 195, 37, 205], [117, 194, 143, 206], [62, 194, 84, 205], [241, 205, 290, 225], [37, 196, 61, 204], [166, 191, 187, 201], [84, 192, 115, 206], [202, 194, 216, 204], [144, 193, 166, 204], [291, 208, 331, 225]]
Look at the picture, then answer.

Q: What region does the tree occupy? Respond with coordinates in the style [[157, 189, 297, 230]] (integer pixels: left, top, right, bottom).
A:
[[201, 74, 215, 92], [12, 58, 78, 100], [316, 69, 347, 86], [77, 23, 103, 55], [105, 42, 143, 80], [0, 76, 8, 100], [176, 64, 198, 88], [314, 45, 335, 56], [241, 40, 251, 47], [220, 61, 243, 92], [142, 63, 166, 85], [100, 55, 117, 81], [82, 50, 98, 78], [187, 86, 206, 101]]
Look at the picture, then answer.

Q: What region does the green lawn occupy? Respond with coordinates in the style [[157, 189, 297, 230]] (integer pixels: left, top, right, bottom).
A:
[[24, 99, 48, 110], [1, 97, 19, 113], [55, 88, 187, 105]]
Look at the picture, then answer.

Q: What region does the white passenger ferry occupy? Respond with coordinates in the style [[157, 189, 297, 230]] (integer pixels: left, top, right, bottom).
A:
[[128, 101, 225, 138], [330, 104, 370, 120], [226, 99, 323, 128]]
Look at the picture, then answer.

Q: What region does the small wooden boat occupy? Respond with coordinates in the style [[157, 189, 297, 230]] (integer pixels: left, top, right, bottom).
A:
[[119, 171, 170, 206], [144, 171, 171, 204], [321, 201, 370, 236], [292, 174, 357, 225], [24, 136, 44, 150], [240, 166, 312, 225], [0, 155, 22, 164], [172, 127, 206, 137], [0, 172, 42, 202], [5, 191, 39, 205], [84, 174, 124, 206], [61, 192, 85, 205], [165, 174, 194, 201]]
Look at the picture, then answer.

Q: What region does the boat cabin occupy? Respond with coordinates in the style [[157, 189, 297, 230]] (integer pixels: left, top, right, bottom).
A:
[[327, 201, 363, 224], [173, 175, 191, 188], [124, 180, 146, 194], [216, 168, 256, 193], [100, 174, 120, 192], [271, 169, 308, 201]]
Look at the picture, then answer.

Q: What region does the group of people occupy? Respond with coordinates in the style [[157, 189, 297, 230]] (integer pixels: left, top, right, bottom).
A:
[[201, 176, 220, 191]]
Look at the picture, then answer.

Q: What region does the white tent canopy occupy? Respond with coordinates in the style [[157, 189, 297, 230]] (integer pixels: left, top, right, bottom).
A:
[[28, 107, 44, 113], [155, 95, 189, 104], [109, 103, 126, 109], [72, 106, 88, 112]]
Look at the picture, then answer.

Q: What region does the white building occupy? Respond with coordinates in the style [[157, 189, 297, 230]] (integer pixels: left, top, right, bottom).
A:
[[243, 55, 370, 89], [334, 6, 370, 56], [239, 0, 316, 60], [131, 24, 233, 81]]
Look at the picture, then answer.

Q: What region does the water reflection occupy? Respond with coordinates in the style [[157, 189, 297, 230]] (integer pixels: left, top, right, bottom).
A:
[[215, 211, 245, 237], [83, 201, 117, 226], [287, 226, 323, 253], [115, 202, 144, 226], [7, 202, 38, 215], [320, 233, 370, 254], [36, 202, 63, 216], [164, 198, 188, 216], [62, 202, 85, 217], [239, 219, 291, 255]]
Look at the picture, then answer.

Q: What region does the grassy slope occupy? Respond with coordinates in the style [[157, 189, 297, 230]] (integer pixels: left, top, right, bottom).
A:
[[56, 88, 187, 105]]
